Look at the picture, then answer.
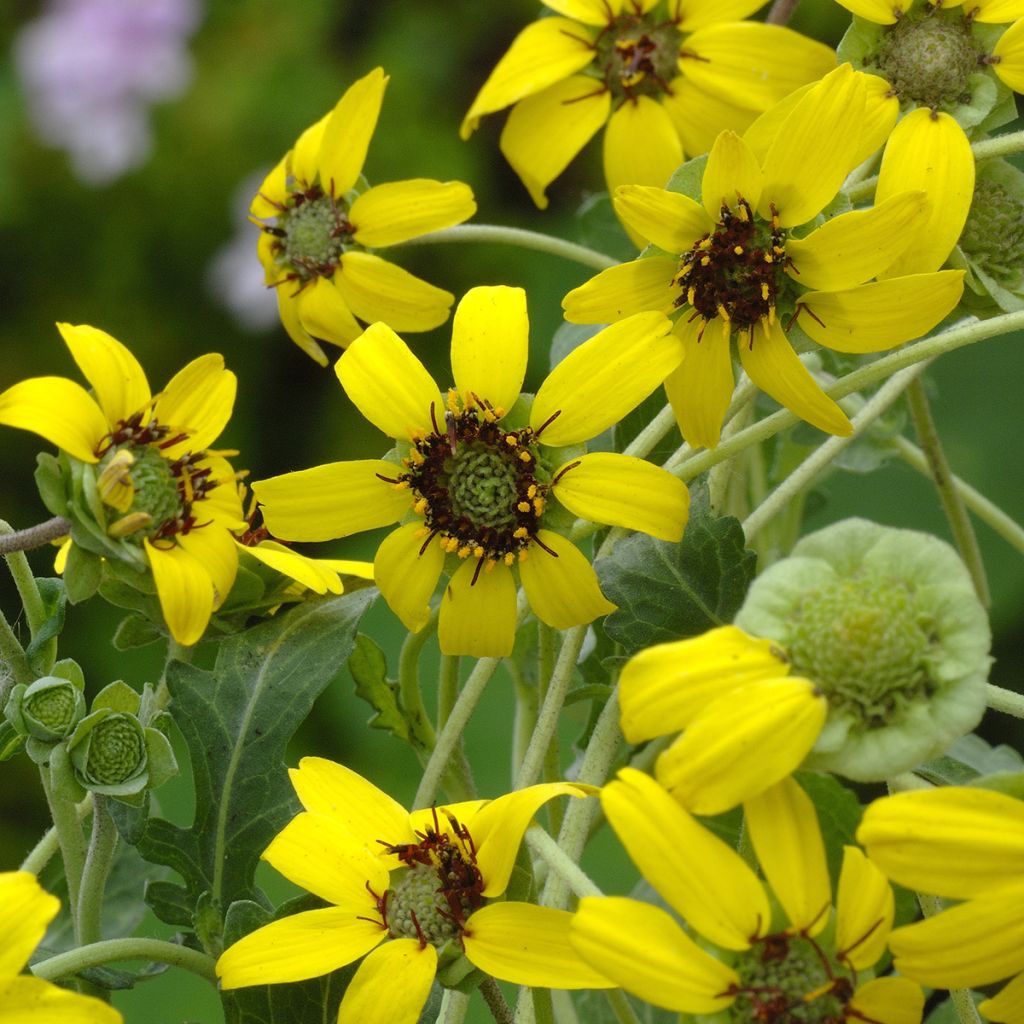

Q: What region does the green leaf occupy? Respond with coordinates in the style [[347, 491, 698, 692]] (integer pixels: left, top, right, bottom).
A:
[[348, 633, 408, 740], [112, 614, 165, 650], [144, 880, 194, 927], [596, 493, 757, 654], [25, 578, 66, 673], [63, 543, 102, 604], [34, 453, 70, 519], [917, 734, 1024, 788]]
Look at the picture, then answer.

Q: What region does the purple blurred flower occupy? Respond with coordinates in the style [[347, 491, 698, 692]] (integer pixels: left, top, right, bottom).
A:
[[15, 0, 202, 184]]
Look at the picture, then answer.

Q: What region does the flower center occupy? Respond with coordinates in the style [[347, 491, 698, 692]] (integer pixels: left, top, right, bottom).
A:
[[673, 198, 787, 333], [26, 687, 78, 735], [271, 186, 354, 283], [84, 713, 145, 786], [595, 11, 683, 101], [960, 177, 1024, 284]]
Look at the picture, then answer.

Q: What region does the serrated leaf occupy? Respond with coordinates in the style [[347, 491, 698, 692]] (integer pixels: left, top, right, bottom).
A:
[[112, 614, 164, 650], [145, 880, 195, 927], [348, 633, 408, 740]]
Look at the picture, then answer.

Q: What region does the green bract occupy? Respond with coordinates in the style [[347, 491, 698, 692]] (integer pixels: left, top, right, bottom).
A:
[[735, 518, 991, 781]]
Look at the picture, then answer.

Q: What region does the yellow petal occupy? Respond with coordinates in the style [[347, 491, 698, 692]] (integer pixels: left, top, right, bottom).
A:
[[856, 72, 901, 165], [438, 558, 517, 658], [293, 277, 363, 350], [350, 179, 476, 248], [0, 872, 59, 976], [835, 845, 895, 971], [602, 768, 769, 949], [797, 270, 965, 354], [253, 461, 410, 541], [876, 109, 975, 277], [551, 452, 689, 541], [176, 522, 238, 611], [335, 321, 443, 441], [238, 540, 343, 595], [461, 19, 597, 137], [275, 287, 329, 365], [152, 353, 236, 457], [251, 154, 288, 218], [702, 130, 763, 219], [671, 0, 771, 30], [570, 896, 738, 1013], [374, 524, 445, 633], [661, 73, 760, 157], [848, 977, 925, 1024], [289, 112, 331, 188], [738, 318, 852, 436], [57, 323, 150, 426], [980, 971, 1024, 1024], [464, 903, 615, 989], [833, 0, 900, 22], [561, 256, 678, 324], [336, 939, 436, 1024], [993, 18, 1024, 91], [450, 285, 528, 414], [519, 530, 616, 630], [0, 377, 107, 463], [541, 0, 620, 24], [973, 0, 1024, 21], [145, 540, 214, 646], [530, 311, 678, 446], [612, 185, 712, 254], [741, 84, 813, 164], [501, 76, 611, 209], [663, 317, 734, 450], [0, 976, 123, 1024], [656, 676, 827, 815], [315, 67, 387, 195]]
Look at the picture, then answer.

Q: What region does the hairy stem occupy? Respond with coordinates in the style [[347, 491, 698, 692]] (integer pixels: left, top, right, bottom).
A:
[[399, 607, 440, 756], [987, 683, 1024, 719], [480, 977, 515, 1024], [40, 764, 87, 928], [0, 601, 33, 697], [76, 795, 119, 947], [20, 795, 93, 874], [766, 0, 800, 25], [0, 517, 70, 554], [31, 937, 218, 985], [604, 990, 643, 1024], [526, 827, 603, 899]]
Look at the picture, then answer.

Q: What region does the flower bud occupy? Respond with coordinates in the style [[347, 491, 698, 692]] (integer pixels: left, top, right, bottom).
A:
[[67, 708, 149, 795], [5, 674, 86, 743]]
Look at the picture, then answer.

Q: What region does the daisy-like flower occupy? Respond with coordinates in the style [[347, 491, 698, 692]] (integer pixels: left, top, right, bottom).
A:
[[253, 286, 688, 657], [570, 769, 922, 1023], [0, 323, 245, 645], [253, 67, 477, 365], [858, 786, 1024, 1023], [216, 758, 612, 1024], [0, 870, 122, 1023], [563, 65, 967, 449], [460, 0, 835, 214]]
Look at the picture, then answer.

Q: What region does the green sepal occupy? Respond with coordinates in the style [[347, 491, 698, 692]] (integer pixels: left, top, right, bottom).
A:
[[665, 152, 707, 201], [348, 633, 408, 740], [112, 614, 164, 650], [50, 658, 85, 690], [67, 706, 150, 796], [92, 680, 141, 715], [63, 543, 103, 604], [25, 577, 66, 675], [434, 941, 482, 991], [34, 452, 70, 518], [194, 890, 224, 959], [143, 727, 178, 791], [49, 742, 87, 803], [6, 674, 86, 744]]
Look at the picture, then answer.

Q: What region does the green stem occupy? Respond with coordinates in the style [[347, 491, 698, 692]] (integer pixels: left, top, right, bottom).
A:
[[532, 988, 555, 1024], [40, 764, 87, 925], [438, 989, 472, 1024], [399, 224, 617, 272], [0, 517, 70, 554], [0, 601, 33, 695], [399, 607, 440, 757], [76, 795, 119, 947], [31, 937, 218, 985], [603, 990, 643, 1024], [906, 377, 991, 606], [508, 659, 537, 782], [536, 624, 564, 831], [917, 895, 983, 1024], [620, 402, 678, 461], [986, 683, 1024, 718], [437, 653, 460, 730], [1, 521, 48, 637], [480, 978, 515, 1024], [20, 795, 93, 874], [525, 827, 603, 898]]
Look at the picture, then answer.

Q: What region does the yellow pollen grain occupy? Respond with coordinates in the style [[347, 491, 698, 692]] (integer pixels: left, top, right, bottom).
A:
[[733, 245, 744, 256], [446, 390, 460, 413], [738, 204, 750, 222], [504, 552, 515, 566], [698, 239, 712, 251], [700, 255, 710, 267], [458, 545, 472, 559], [505, 434, 518, 447], [518, 451, 531, 463], [716, 304, 731, 322], [445, 537, 460, 553], [518, 549, 528, 562], [413, 498, 428, 515], [473, 545, 484, 559], [409, 450, 425, 465], [763, 253, 773, 264], [517, 500, 531, 513], [686, 287, 696, 305], [513, 527, 529, 539], [760, 283, 769, 300], [533, 498, 545, 514], [393, 480, 410, 491], [484, 559, 496, 573]]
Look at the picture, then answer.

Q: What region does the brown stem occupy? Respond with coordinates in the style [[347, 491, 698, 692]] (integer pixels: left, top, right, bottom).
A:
[[766, 0, 800, 24], [479, 977, 515, 1024], [0, 517, 70, 554]]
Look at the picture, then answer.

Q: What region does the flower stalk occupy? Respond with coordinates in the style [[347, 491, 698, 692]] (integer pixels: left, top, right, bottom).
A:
[[31, 937, 218, 984]]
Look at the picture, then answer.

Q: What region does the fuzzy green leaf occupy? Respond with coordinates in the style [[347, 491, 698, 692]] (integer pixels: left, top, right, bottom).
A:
[[348, 633, 408, 740]]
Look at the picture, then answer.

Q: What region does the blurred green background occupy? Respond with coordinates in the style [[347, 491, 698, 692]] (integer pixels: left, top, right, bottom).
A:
[[0, 1, 1020, 1021]]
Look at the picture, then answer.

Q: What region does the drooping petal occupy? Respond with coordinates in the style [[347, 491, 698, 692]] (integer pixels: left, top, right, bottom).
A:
[[216, 906, 385, 988], [251, 154, 288, 218], [663, 317, 734, 450], [57, 323, 150, 426], [0, 976, 123, 1024], [238, 540, 343, 595], [530, 311, 678, 446], [980, 971, 1024, 1024], [835, 845, 895, 970], [450, 285, 528, 413], [144, 540, 214, 646], [438, 558, 517, 658], [602, 768, 769, 949], [661, 74, 760, 157], [254, 461, 410, 541], [701, 130, 763, 219], [275, 287, 329, 366], [501, 77, 611, 209], [294, 277, 364, 350], [315, 67, 387, 195], [561, 256, 678, 324], [176, 522, 238, 610], [335, 321, 443, 441], [152, 353, 236, 456], [464, 903, 616, 989], [848, 977, 925, 1024], [336, 939, 437, 1024], [797, 270, 965, 354], [374, 524, 445, 633], [570, 897, 738, 1013], [738, 318, 852, 436], [612, 185, 712, 254], [671, 0, 771, 30], [0, 871, 59, 976], [461, 19, 598, 137], [350, 180, 476, 248], [519, 530, 616, 630], [551, 452, 689, 541], [0, 377, 107, 463], [993, 18, 1024, 91]]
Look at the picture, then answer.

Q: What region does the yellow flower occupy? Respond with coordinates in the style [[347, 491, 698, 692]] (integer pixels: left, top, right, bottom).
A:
[[570, 770, 921, 1023], [252, 286, 688, 657], [216, 758, 611, 1024], [0, 871, 122, 1023], [461, 0, 835, 213], [564, 65, 967, 449], [0, 323, 245, 645], [253, 67, 477, 365]]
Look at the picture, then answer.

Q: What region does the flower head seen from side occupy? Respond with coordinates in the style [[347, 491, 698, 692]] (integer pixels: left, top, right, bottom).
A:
[[216, 758, 612, 1024], [563, 65, 967, 449], [569, 769, 921, 1023], [460, 0, 835, 214], [0, 323, 246, 645], [253, 285, 688, 657], [0, 870, 122, 1023], [253, 67, 477, 365]]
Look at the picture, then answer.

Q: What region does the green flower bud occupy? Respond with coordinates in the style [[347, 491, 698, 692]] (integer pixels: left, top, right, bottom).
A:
[[67, 707, 149, 796], [5, 675, 86, 743], [735, 519, 990, 781]]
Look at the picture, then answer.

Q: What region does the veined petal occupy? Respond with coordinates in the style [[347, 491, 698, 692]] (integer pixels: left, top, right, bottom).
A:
[[251, 155, 288, 218], [152, 353, 236, 456], [438, 558, 517, 658], [856, 73, 901, 165], [618, 625, 790, 743], [663, 317, 734, 450], [275, 287, 329, 366], [702, 130, 763, 219], [334, 252, 454, 334], [742, 84, 813, 164], [0, 377, 107, 463], [656, 676, 827, 815], [254, 461, 409, 541], [531, 311, 678, 446], [968, 0, 1024, 20], [519, 530, 615, 630], [337, 939, 436, 1024], [603, 768, 769, 949], [786, 190, 930, 291], [835, 845, 895, 970], [613, 185, 712, 254], [849, 977, 925, 1024], [876, 109, 974, 277], [450, 285, 528, 413], [671, 0, 770, 30], [980, 972, 1024, 1024], [570, 897, 738, 1013], [336, 321, 443, 441], [351, 179, 476, 248], [744, 777, 831, 937], [738, 318, 852, 436], [176, 523, 238, 610], [551, 452, 690, 541], [461, 19, 598, 137], [661, 74, 760, 158], [993, 18, 1024, 91], [0, 871, 58, 975], [375, 524, 444, 633], [833, 0, 901, 23], [144, 540, 213, 646], [0, 976, 122, 1024], [57, 322, 150, 426], [501, 76, 611, 209], [216, 906, 385, 988], [294, 278, 363, 349], [797, 271, 965, 354], [541, 0, 620, 25], [238, 540, 343, 595], [561, 256, 678, 324], [316, 67, 387, 195], [464, 903, 614, 988]]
